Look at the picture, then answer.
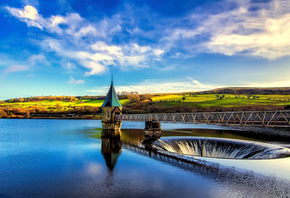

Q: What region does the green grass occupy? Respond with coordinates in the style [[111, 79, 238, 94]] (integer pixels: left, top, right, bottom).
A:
[[152, 94, 290, 108], [1, 98, 130, 110], [151, 94, 251, 103], [1, 94, 289, 112], [152, 94, 247, 102]]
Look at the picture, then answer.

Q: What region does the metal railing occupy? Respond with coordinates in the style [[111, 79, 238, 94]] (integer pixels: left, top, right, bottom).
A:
[[116, 110, 290, 127]]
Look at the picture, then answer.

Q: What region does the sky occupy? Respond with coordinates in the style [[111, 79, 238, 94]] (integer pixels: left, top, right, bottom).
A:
[[0, 0, 290, 100]]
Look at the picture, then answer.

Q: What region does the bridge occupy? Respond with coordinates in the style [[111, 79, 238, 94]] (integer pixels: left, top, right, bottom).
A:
[[116, 110, 290, 127], [100, 80, 290, 130]]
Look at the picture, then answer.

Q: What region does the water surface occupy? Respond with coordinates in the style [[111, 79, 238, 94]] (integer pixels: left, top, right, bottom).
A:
[[0, 119, 289, 198]]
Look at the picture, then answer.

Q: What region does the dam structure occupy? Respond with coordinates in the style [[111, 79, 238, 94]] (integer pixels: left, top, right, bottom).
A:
[[101, 80, 290, 136], [101, 80, 161, 138]]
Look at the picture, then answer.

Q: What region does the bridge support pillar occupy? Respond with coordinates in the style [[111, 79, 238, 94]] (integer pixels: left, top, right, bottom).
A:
[[144, 121, 161, 139]]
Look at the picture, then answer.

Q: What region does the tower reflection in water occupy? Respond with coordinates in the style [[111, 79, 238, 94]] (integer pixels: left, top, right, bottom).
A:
[[101, 129, 122, 171]]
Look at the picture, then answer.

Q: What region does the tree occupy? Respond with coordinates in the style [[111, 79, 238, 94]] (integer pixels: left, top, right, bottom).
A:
[[284, 105, 290, 110], [182, 97, 186, 101], [55, 104, 63, 111], [127, 94, 140, 103], [0, 109, 7, 118]]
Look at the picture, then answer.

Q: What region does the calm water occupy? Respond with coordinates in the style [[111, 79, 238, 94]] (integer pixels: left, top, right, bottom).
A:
[[0, 119, 290, 198]]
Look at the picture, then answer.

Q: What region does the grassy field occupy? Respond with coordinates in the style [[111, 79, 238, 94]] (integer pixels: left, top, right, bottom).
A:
[[1, 99, 129, 109], [151, 94, 290, 108], [1, 94, 289, 116], [151, 94, 232, 102]]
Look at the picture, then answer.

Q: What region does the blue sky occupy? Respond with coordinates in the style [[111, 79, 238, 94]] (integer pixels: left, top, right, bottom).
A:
[[1, 0, 290, 100]]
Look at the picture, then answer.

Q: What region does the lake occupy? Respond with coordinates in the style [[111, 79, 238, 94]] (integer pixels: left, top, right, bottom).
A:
[[0, 119, 289, 198]]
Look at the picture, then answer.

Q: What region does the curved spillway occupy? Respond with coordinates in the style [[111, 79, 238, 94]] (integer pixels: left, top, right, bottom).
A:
[[152, 137, 290, 159]]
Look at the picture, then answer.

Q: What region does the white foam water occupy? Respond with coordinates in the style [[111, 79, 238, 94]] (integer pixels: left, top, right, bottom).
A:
[[152, 137, 290, 159]]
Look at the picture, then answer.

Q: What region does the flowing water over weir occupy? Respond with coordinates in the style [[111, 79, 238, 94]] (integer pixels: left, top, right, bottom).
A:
[[152, 137, 290, 159]]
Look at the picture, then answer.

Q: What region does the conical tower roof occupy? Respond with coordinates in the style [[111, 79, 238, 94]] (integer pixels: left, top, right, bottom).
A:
[[102, 152, 120, 171], [101, 80, 122, 107]]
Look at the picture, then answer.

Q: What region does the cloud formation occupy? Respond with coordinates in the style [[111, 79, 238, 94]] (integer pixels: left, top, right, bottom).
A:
[[203, 1, 290, 59], [87, 78, 226, 94], [0, 54, 47, 79], [3, 65, 29, 75], [6, 5, 164, 76], [68, 76, 85, 84], [165, 0, 290, 59], [88, 77, 290, 95], [6, 0, 290, 78]]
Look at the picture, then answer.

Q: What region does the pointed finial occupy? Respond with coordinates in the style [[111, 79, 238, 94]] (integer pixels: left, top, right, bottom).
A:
[[111, 74, 113, 84]]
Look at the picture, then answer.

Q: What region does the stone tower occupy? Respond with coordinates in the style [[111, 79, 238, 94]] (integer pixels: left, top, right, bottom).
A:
[[101, 79, 122, 132]]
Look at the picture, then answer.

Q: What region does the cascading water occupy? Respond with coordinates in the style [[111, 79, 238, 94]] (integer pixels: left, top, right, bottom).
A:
[[152, 137, 290, 159]]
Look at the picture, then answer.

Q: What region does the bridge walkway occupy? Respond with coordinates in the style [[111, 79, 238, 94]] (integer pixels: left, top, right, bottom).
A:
[[116, 110, 290, 127]]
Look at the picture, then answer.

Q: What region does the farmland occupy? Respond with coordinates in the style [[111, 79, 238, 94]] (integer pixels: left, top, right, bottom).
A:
[[0, 91, 289, 119]]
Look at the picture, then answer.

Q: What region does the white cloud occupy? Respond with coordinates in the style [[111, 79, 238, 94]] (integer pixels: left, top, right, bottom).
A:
[[87, 78, 227, 94], [82, 61, 106, 76], [115, 81, 195, 93], [91, 41, 122, 55], [8, 0, 290, 81], [74, 25, 98, 37], [153, 49, 165, 57], [205, 12, 290, 59], [6, 6, 98, 37], [7, 5, 39, 20], [0, 54, 49, 79], [40, 38, 161, 74], [90, 42, 161, 69], [42, 39, 62, 52], [68, 76, 85, 84], [158, 65, 176, 71], [28, 54, 46, 66], [6, 5, 42, 29], [164, 0, 290, 59], [6, 5, 165, 76], [87, 77, 290, 95], [66, 62, 76, 70], [2, 65, 29, 76]]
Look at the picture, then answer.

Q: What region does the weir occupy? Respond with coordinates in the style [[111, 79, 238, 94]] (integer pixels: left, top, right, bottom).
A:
[[152, 137, 290, 159]]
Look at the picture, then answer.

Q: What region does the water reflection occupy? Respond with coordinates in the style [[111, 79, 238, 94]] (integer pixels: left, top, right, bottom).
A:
[[101, 130, 122, 171], [2, 119, 290, 198], [84, 125, 290, 197]]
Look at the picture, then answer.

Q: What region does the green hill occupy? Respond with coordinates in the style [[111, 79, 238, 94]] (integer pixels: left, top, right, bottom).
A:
[[1, 87, 290, 118]]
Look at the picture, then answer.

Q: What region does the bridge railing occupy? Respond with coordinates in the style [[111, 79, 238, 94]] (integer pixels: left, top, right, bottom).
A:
[[115, 110, 290, 127]]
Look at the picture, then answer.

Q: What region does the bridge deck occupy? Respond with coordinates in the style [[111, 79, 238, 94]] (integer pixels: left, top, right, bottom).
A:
[[116, 110, 290, 127]]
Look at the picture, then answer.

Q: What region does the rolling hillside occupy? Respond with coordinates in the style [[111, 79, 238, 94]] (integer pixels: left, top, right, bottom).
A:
[[1, 87, 290, 118]]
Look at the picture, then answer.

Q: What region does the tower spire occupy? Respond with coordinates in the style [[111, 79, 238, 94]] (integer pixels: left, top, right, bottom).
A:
[[111, 74, 113, 84], [101, 75, 122, 107]]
